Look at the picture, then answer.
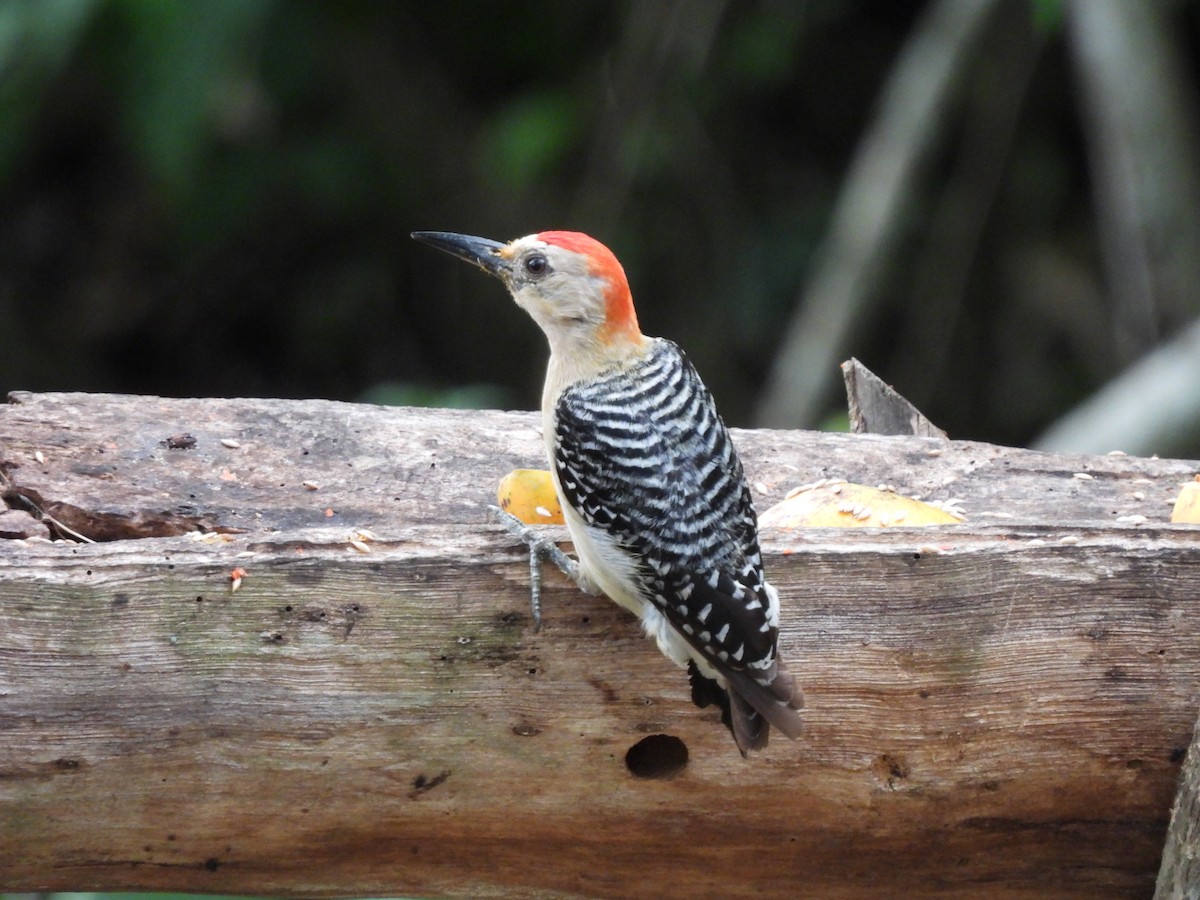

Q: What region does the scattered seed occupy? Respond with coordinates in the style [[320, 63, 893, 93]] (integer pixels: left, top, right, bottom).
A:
[[1115, 515, 1147, 526], [33, 450, 45, 465], [220, 438, 241, 449], [753, 481, 770, 495], [1132, 491, 1145, 501], [1059, 535, 1079, 545], [302, 480, 320, 491], [930, 498, 967, 520], [188, 531, 232, 544], [348, 539, 371, 553], [1072, 472, 1094, 481], [535, 506, 553, 518], [1106, 450, 1127, 456]]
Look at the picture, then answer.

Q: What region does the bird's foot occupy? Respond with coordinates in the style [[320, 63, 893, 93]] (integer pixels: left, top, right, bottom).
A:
[[487, 505, 583, 631]]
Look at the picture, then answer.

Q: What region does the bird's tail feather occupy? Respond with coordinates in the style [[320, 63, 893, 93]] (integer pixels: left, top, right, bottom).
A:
[[728, 660, 804, 743], [689, 659, 803, 756]]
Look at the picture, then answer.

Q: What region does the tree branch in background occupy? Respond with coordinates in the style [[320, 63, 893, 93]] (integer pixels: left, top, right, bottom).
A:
[[571, 0, 727, 232], [892, 3, 1042, 412], [1034, 315, 1200, 457], [1066, 0, 1200, 359], [754, 0, 1002, 429]]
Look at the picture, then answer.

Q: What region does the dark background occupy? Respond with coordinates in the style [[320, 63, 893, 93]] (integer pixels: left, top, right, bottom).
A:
[[3, 0, 1199, 456]]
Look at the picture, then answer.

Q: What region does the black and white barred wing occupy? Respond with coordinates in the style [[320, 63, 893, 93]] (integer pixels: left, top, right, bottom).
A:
[[552, 340, 800, 739]]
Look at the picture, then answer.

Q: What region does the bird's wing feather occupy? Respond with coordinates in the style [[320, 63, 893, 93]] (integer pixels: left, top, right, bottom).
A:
[[552, 340, 778, 676]]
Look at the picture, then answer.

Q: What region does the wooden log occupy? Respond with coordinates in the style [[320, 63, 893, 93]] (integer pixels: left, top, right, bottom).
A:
[[1, 391, 1199, 898], [842, 357, 949, 439], [1155, 711, 1200, 897]]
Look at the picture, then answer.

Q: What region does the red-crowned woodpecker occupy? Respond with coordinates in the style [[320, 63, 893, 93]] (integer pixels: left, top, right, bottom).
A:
[[412, 230, 803, 754]]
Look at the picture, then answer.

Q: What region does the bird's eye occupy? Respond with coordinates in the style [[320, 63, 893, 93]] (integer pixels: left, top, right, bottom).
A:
[[524, 254, 548, 277]]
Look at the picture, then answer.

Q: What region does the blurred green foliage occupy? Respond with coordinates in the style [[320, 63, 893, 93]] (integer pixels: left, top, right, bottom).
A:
[[0, 0, 1196, 450]]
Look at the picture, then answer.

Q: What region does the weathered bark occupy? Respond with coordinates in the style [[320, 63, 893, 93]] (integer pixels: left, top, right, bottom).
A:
[[1, 391, 1199, 898], [1156, 709, 1200, 899], [842, 357, 949, 438]]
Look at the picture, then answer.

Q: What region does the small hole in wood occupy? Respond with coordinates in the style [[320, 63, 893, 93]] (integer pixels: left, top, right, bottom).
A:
[[625, 734, 688, 779]]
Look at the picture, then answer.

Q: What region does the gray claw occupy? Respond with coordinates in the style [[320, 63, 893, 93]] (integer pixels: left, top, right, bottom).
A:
[[488, 504, 580, 630]]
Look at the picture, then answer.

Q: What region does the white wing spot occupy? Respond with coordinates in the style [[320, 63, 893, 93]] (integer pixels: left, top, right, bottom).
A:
[[697, 603, 712, 623], [732, 644, 745, 661], [707, 570, 720, 589], [715, 623, 730, 643]]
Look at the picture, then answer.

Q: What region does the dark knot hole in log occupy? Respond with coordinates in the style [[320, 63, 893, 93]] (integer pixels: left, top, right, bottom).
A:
[[625, 734, 688, 779]]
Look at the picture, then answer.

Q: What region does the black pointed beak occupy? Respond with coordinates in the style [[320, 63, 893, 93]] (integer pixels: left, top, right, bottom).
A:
[[411, 231, 511, 278]]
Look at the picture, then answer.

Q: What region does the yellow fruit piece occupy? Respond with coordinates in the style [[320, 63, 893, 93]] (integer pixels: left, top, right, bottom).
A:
[[759, 480, 963, 529], [1171, 476, 1200, 525], [497, 469, 565, 525]]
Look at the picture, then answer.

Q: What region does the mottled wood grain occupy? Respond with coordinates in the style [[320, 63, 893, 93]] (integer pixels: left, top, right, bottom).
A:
[[1, 392, 1199, 898]]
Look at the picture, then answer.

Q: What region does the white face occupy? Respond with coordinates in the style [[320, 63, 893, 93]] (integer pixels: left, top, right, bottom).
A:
[[501, 235, 609, 341]]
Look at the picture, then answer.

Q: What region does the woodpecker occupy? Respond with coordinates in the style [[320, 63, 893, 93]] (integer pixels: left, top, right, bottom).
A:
[[412, 229, 803, 754]]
